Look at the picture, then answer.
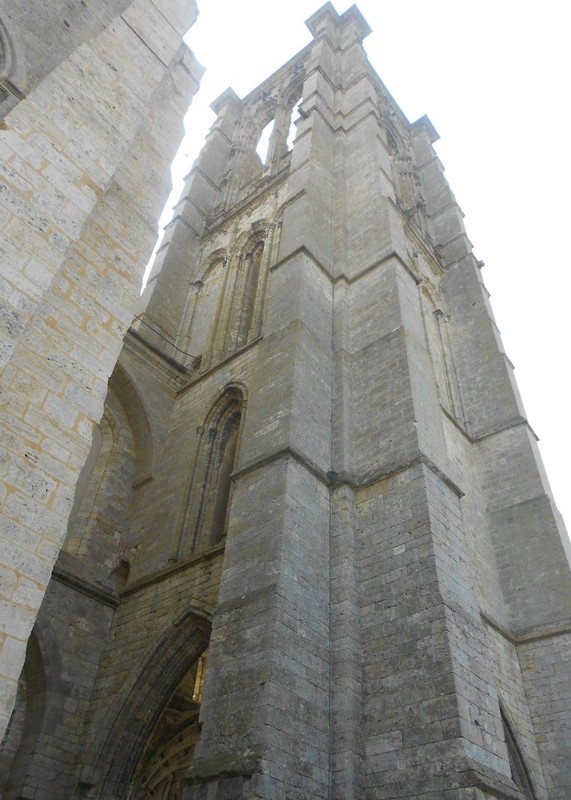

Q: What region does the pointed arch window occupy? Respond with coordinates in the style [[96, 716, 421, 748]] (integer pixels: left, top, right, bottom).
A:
[[187, 254, 227, 363], [185, 387, 244, 554], [233, 239, 264, 350]]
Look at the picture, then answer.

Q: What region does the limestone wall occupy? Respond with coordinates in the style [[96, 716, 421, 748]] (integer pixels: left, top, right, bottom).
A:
[[0, 0, 202, 739]]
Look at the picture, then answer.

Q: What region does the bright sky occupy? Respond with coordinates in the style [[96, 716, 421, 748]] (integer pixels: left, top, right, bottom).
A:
[[155, 0, 570, 533]]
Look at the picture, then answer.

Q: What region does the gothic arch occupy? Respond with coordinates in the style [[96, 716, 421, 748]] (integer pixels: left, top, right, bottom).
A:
[[184, 249, 228, 367], [203, 248, 229, 276], [92, 611, 211, 800], [380, 117, 421, 218], [0, 624, 60, 799], [64, 408, 119, 560], [419, 284, 464, 422], [0, 18, 16, 79], [129, 650, 207, 799], [109, 360, 154, 486], [222, 64, 305, 203], [499, 703, 537, 800], [383, 120, 404, 158], [256, 74, 304, 170], [285, 76, 304, 111], [65, 417, 107, 556], [62, 360, 153, 586], [420, 285, 453, 412], [175, 384, 246, 559], [227, 223, 270, 352]]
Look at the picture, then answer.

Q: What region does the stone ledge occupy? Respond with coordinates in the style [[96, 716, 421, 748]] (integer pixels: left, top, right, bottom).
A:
[[51, 567, 118, 608], [121, 545, 225, 597], [184, 750, 260, 784]]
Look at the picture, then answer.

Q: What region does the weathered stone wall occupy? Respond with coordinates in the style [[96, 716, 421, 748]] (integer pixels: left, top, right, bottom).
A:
[[0, 0, 202, 740], [519, 631, 571, 800], [2, 3, 570, 799], [0, 581, 116, 800], [0, 0, 134, 117]]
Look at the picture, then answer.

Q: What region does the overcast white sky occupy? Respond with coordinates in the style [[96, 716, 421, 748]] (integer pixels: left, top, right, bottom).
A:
[[155, 0, 570, 532]]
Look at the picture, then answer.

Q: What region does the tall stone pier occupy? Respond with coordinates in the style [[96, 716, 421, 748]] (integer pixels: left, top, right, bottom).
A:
[[0, 0, 202, 744]]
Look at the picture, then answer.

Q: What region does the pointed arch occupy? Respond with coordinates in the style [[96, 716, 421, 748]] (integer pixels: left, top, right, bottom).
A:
[[62, 361, 151, 585], [419, 284, 464, 422], [64, 408, 121, 561], [129, 650, 208, 799], [420, 285, 453, 412], [109, 361, 154, 486], [227, 221, 271, 353], [92, 611, 211, 800], [233, 238, 264, 350], [173, 384, 246, 561], [379, 116, 421, 217], [222, 63, 305, 204], [186, 250, 228, 366], [190, 384, 245, 554], [499, 703, 538, 800], [261, 74, 304, 171], [382, 119, 404, 159], [0, 624, 60, 798]]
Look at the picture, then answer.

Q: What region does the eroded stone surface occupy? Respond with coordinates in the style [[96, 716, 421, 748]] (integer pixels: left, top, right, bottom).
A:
[[0, 0, 202, 751]]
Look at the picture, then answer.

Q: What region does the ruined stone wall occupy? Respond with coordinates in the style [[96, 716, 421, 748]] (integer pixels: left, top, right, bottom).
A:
[[0, 0, 202, 740]]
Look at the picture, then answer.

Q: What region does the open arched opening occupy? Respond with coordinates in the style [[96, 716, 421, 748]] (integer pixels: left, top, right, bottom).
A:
[[256, 118, 274, 163], [130, 650, 208, 799], [91, 612, 211, 800]]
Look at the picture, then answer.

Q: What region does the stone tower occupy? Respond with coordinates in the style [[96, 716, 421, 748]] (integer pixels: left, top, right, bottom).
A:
[[2, 4, 571, 800]]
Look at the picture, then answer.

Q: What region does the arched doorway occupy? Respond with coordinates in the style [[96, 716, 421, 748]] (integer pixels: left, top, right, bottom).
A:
[[93, 613, 210, 800]]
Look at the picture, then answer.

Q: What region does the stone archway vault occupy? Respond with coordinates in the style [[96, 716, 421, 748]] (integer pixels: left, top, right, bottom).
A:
[[88, 612, 211, 800]]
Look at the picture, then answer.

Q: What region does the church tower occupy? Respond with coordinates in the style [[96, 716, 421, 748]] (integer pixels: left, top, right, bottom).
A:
[[2, 4, 570, 800]]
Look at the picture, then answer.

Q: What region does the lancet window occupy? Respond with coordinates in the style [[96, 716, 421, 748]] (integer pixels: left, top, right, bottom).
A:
[[185, 386, 244, 554], [230, 238, 265, 351]]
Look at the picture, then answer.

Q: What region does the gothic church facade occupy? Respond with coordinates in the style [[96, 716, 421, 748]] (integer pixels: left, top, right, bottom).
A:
[[1, 3, 571, 800]]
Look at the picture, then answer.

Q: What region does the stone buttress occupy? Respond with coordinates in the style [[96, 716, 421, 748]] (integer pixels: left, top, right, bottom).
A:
[[0, 0, 202, 761]]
